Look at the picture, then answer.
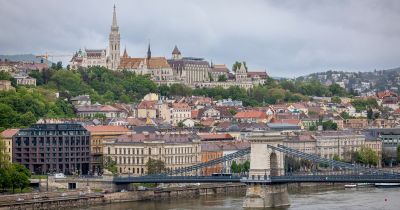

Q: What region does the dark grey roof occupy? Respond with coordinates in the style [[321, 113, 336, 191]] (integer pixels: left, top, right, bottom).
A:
[[172, 45, 181, 55]]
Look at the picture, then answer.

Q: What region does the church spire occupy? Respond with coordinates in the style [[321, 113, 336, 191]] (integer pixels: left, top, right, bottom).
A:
[[122, 46, 128, 58], [147, 42, 151, 60], [111, 4, 118, 31]]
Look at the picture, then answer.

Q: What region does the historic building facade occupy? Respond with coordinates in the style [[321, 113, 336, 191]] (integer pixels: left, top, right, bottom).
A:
[[103, 132, 201, 176], [168, 46, 211, 85], [118, 46, 176, 85], [85, 125, 130, 174], [70, 5, 120, 70]]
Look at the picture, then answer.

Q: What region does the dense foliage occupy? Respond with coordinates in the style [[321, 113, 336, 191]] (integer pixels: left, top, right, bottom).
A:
[[230, 160, 250, 173], [158, 78, 349, 106], [0, 140, 31, 193], [146, 158, 166, 174], [351, 98, 379, 112], [30, 66, 157, 104], [0, 87, 74, 131]]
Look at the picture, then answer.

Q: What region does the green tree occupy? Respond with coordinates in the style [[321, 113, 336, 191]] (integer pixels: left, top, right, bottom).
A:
[[367, 108, 373, 120], [103, 156, 118, 175], [332, 154, 341, 161], [356, 147, 379, 166], [243, 160, 250, 172], [340, 111, 351, 119], [322, 120, 338, 131], [231, 160, 238, 173], [218, 74, 227, 82], [10, 164, 31, 193], [331, 96, 342, 104], [146, 158, 166, 175]]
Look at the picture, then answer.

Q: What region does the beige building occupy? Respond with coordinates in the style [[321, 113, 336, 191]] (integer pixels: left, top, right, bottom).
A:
[[168, 46, 211, 85], [103, 132, 201, 175], [0, 129, 19, 163], [70, 49, 108, 69], [118, 47, 176, 85], [136, 100, 158, 119], [283, 134, 316, 155], [85, 125, 130, 174], [314, 131, 365, 160], [0, 80, 14, 91], [210, 64, 229, 81], [13, 74, 36, 86], [160, 102, 191, 125]]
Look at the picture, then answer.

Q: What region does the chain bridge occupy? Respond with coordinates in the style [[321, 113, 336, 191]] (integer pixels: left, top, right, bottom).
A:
[[112, 132, 400, 208]]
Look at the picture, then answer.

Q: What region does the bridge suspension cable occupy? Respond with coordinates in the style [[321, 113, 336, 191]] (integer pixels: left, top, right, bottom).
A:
[[269, 144, 399, 176], [163, 147, 251, 176]]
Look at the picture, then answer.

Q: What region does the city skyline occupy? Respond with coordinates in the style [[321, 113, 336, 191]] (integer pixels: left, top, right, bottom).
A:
[[1, 0, 400, 77]]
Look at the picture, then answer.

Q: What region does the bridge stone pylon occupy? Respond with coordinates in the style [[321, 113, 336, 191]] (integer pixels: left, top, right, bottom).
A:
[[248, 132, 285, 177], [243, 132, 290, 209]]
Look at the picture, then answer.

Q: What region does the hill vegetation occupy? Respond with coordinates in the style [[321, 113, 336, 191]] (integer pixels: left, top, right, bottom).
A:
[[0, 66, 351, 131]]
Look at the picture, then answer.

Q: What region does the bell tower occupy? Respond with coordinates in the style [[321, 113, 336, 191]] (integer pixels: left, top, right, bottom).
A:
[[108, 4, 120, 70]]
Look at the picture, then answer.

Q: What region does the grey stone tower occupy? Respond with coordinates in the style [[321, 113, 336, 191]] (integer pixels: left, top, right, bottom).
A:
[[108, 4, 120, 70]]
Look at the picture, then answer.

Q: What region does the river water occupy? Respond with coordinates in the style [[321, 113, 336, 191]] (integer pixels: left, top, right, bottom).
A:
[[83, 187, 400, 210]]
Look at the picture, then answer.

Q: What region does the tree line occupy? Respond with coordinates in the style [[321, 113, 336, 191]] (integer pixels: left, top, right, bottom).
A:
[[0, 140, 31, 193]]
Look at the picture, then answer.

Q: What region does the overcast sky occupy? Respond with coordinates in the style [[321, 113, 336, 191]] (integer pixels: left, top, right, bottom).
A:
[[1, 0, 399, 77]]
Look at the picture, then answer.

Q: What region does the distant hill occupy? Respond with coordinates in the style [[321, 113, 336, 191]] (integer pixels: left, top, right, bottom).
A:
[[0, 54, 47, 63], [296, 67, 400, 95]]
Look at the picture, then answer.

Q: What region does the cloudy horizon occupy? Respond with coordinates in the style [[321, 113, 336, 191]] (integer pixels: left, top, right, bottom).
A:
[[1, 0, 399, 77]]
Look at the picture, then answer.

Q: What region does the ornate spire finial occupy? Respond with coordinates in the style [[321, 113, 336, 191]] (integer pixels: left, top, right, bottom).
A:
[[111, 4, 118, 30], [147, 41, 151, 60]]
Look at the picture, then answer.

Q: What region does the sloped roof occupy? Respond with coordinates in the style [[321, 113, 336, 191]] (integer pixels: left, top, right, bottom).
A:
[[172, 45, 181, 55], [119, 57, 171, 69], [137, 100, 157, 109], [234, 111, 267, 119], [1, 129, 19, 138], [84, 125, 129, 133]]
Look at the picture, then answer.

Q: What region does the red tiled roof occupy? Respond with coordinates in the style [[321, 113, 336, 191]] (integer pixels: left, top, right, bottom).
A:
[[201, 118, 215, 127], [234, 111, 267, 119], [137, 100, 157, 109], [172, 103, 190, 109], [1, 129, 19, 138], [377, 90, 397, 99], [247, 71, 268, 78], [191, 110, 199, 119], [84, 125, 129, 133]]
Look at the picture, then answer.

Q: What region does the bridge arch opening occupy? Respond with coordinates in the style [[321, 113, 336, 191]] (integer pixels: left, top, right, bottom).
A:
[[270, 152, 279, 176]]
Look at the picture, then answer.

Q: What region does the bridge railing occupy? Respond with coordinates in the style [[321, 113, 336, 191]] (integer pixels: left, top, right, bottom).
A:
[[161, 147, 251, 176]]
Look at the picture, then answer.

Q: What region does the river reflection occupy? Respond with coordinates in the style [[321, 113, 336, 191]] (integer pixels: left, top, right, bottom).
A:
[[81, 188, 400, 210]]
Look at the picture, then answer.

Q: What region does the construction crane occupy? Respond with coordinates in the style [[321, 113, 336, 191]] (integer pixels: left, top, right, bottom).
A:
[[35, 53, 72, 66]]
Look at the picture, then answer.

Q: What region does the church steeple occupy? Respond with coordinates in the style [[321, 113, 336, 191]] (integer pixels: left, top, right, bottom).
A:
[[111, 4, 118, 31], [108, 4, 120, 70], [122, 47, 128, 58], [147, 42, 151, 60]]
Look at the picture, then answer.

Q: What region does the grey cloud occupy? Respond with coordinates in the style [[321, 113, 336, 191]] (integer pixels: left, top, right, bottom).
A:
[[0, 0, 399, 77]]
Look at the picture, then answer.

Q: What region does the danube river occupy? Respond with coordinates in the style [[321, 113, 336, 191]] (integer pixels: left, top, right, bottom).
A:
[[82, 187, 400, 210]]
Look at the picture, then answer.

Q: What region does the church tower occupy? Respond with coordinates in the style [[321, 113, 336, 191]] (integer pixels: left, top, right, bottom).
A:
[[108, 4, 120, 70]]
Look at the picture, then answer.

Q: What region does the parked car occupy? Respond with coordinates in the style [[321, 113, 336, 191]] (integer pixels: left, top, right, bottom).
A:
[[54, 173, 67, 179], [138, 186, 147, 191]]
